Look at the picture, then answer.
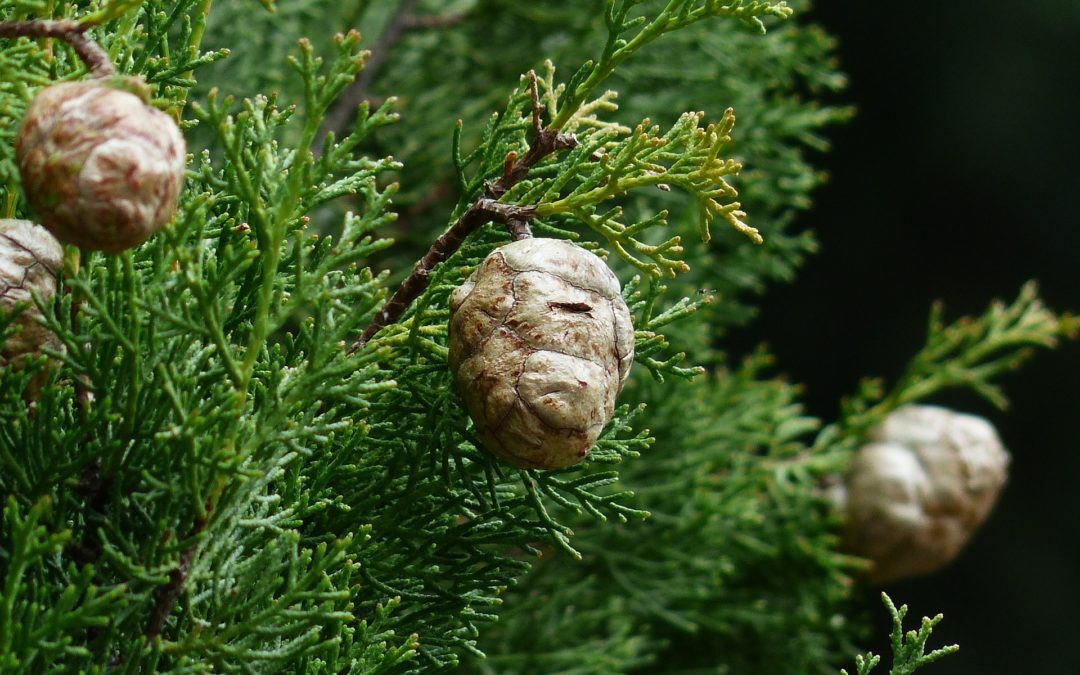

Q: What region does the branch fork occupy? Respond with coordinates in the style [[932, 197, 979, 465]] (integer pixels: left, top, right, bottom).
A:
[[0, 19, 116, 78], [352, 71, 576, 350]]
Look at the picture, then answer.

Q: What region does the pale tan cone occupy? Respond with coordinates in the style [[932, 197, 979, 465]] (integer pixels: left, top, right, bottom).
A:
[[0, 219, 65, 394], [841, 405, 1010, 583], [16, 78, 186, 253], [449, 238, 635, 470]]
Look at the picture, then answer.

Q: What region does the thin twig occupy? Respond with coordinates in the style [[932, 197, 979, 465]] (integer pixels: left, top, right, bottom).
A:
[[484, 73, 578, 198], [508, 217, 533, 242], [350, 72, 576, 351], [70, 287, 93, 414], [60, 248, 105, 565], [316, 0, 419, 152], [401, 12, 466, 31], [145, 509, 210, 640], [392, 180, 453, 235], [0, 19, 116, 77], [66, 460, 113, 566]]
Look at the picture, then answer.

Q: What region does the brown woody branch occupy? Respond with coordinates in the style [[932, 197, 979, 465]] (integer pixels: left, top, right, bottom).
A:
[[0, 19, 116, 78], [65, 461, 113, 567], [401, 12, 466, 31], [508, 217, 533, 242], [145, 507, 211, 640], [350, 72, 576, 351], [316, 0, 419, 153], [318, 2, 468, 152]]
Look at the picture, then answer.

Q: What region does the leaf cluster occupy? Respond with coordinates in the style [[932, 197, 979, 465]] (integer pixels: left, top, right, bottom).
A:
[[841, 594, 959, 675]]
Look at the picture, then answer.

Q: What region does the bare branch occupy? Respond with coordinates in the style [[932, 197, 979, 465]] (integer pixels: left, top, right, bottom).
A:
[[317, 0, 419, 152], [145, 508, 211, 640], [350, 72, 578, 351], [401, 13, 465, 31]]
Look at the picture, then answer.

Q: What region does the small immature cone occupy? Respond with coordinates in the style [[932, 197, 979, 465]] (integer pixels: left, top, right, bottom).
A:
[[16, 78, 186, 253], [449, 238, 635, 470], [841, 405, 1010, 583], [0, 219, 65, 392]]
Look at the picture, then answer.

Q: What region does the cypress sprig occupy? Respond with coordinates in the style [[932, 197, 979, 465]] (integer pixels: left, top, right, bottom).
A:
[[813, 281, 1078, 454], [551, 0, 793, 129], [841, 593, 959, 675]]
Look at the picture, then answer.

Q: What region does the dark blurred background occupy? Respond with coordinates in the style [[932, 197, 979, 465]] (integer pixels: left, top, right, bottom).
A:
[[731, 2, 1080, 672]]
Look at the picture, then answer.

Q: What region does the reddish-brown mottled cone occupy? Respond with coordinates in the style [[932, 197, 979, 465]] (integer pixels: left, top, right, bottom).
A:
[[0, 219, 64, 394], [449, 238, 635, 470], [15, 78, 186, 253], [840, 405, 1010, 583]]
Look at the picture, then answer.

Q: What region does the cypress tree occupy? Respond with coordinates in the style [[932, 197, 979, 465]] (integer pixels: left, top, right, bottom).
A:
[[0, 1, 1072, 671]]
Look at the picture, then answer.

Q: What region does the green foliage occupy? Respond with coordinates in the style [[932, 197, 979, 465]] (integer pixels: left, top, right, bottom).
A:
[[472, 281, 1072, 673], [0, 497, 126, 671], [199, 0, 851, 341], [529, 102, 758, 275], [814, 282, 1078, 455], [471, 351, 856, 674], [0, 0, 1071, 673], [841, 594, 959, 675]]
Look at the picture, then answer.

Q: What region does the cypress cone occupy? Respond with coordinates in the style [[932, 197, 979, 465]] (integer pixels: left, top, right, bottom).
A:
[[840, 405, 1010, 582], [448, 238, 634, 470], [0, 219, 64, 393], [15, 78, 186, 253]]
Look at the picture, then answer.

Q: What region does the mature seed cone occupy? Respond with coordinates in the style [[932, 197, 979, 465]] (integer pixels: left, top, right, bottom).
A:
[[0, 219, 65, 393], [840, 405, 1010, 583], [15, 78, 186, 253], [449, 238, 635, 470]]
